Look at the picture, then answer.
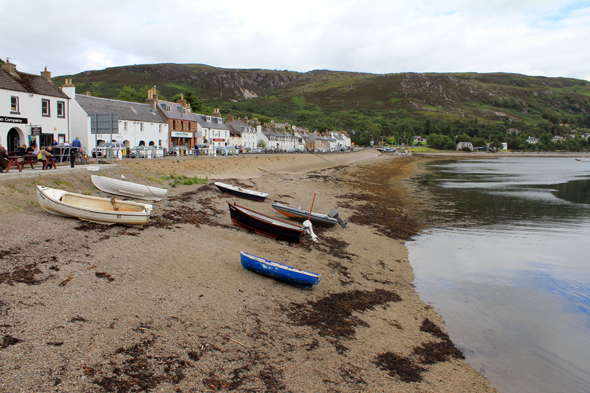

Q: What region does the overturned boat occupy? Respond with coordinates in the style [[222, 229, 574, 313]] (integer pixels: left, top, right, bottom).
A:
[[37, 185, 152, 227], [272, 203, 347, 228], [240, 251, 322, 289], [215, 182, 268, 202], [91, 175, 167, 201]]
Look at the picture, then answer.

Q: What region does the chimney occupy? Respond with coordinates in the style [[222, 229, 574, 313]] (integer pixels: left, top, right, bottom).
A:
[[212, 108, 221, 118], [85, 91, 91, 96], [2, 58, 16, 74], [61, 78, 76, 99], [146, 86, 158, 110], [177, 93, 187, 108], [227, 115, 234, 122], [41, 66, 51, 81]]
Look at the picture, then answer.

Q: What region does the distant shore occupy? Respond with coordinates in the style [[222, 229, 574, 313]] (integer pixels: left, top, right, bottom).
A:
[[0, 151, 497, 392], [412, 150, 590, 158]]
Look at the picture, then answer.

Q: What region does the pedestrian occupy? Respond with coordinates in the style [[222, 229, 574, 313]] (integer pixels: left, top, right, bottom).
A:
[[194, 146, 200, 157], [72, 137, 81, 148]]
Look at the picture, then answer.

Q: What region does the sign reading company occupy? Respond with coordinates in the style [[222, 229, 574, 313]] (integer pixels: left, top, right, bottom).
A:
[[0, 116, 28, 124], [171, 132, 193, 137]]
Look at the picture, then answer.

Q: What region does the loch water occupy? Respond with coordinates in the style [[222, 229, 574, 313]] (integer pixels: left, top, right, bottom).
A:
[[406, 157, 590, 393]]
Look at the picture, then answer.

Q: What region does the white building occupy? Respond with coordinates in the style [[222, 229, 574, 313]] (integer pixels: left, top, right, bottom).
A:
[[226, 116, 257, 149], [1, 62, 71, 151], [64, 84, 169, 156], [196, 110, 229, 149]]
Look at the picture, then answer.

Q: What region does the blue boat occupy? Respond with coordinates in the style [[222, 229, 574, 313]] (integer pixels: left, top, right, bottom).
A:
[[240, 251, 322, 289]]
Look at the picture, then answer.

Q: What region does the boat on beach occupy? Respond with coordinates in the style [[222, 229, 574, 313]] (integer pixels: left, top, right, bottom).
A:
[[272, 203, 347, 228], [91, 175, 168, 201], [215, 182, 268, 202], [240, 251, 322, 288], [36, 185, 152, 227], [228, 202, 317, 242]]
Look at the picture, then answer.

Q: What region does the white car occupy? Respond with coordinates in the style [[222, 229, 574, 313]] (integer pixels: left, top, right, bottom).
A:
[[94, 142, 124, 158]]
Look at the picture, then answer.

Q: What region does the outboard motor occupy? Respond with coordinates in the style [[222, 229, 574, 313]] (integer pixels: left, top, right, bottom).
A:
[[328, 209, 348, 228], [302, 220, 318, 242]]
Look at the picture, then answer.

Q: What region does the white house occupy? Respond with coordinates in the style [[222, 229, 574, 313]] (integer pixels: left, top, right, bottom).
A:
[[196, 109, 229, 150], [1, 62, 70, 151], [457, 141, 474, 151], [226, 116, 257, 149], [64, 86, 169, 157], [526, 136, 538, 144]]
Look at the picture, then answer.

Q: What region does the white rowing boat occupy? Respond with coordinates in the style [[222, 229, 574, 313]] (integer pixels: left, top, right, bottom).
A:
[[91, 175, 167, 201], [37, 185, 152, 227]]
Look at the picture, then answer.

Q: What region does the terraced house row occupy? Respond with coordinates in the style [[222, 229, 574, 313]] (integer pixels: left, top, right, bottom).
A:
[[1, 61, 351, 155]]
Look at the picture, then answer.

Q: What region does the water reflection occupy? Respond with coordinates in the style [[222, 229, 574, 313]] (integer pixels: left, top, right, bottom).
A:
[[408, 157, 590, 393]]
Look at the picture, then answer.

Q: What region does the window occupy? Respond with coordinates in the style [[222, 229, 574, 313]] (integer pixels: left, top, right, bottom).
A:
[[57, 101, 65, 118], [180, 121, 184, 131], [159, 124, 162, 133], [42, 99, 50, 116], [10, 96, 19, 113], [140, 123, 144, 131], [124, 122, 128, 131]]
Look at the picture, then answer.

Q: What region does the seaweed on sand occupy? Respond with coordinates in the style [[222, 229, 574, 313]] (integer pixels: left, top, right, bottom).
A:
[[286, 289, 402, 339]]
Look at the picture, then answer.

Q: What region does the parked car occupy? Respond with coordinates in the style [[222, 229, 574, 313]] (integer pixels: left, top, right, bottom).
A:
[[94, 141, 124, 158], [167, 146, 188, 156], [249, 147, 264, 154], [129, 146, 165, 158]]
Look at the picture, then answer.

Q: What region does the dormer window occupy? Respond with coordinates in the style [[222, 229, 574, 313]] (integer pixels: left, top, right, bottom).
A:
[[206, 116, 211, 123], [166, 105, 171, 112]]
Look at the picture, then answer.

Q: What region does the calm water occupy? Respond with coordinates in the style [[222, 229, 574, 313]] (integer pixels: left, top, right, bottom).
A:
[[406, 157, 590, 393]]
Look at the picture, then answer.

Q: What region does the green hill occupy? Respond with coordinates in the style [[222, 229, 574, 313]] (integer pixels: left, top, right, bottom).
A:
[[54, 63, 590, 150]]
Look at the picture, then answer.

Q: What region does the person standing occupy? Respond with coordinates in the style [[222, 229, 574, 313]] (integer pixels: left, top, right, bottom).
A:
[[72, 137, 81, 148]]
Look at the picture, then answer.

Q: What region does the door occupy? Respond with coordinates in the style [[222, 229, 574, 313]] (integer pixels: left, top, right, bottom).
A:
[[7, 128, 20, 153]]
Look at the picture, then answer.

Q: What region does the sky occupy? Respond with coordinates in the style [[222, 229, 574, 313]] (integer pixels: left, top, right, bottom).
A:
[[2, 0, 590, 81]]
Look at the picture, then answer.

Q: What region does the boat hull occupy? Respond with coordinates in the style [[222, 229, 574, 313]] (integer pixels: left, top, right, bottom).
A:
[[240, 251, 321, 288], [228, 202, 304, 242], [91, 175, 167, 201], [272, 203, 338, 227], [37, 185, 152, 227], [215, 182, 268, 202]]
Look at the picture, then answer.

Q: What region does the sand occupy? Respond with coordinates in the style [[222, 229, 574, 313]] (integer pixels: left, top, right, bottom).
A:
[[0, 151, 498, 392]]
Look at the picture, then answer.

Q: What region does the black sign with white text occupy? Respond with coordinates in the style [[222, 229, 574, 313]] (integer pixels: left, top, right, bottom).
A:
[[0, 116, 28, 124]]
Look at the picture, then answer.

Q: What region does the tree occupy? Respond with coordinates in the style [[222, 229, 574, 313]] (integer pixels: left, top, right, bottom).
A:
[[257, 140, 266, 148]]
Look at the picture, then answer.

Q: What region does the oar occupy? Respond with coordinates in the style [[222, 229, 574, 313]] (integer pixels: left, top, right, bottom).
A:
[[307, 191, 317, 221]]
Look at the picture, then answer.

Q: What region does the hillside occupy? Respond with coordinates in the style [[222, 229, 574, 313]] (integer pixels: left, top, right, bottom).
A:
[[54, 63, 590, 150]]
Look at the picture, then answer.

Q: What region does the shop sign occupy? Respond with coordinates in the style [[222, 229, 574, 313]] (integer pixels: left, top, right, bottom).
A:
[[31, 126, 42, 136], [212, 138, 225, 142], [171, 132, 193, 137], [0, 116, 27, 124]]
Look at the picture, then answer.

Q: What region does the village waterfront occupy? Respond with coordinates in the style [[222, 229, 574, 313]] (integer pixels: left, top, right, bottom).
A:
[[407, 157, 590, 393], [0, 151, 498, 393]]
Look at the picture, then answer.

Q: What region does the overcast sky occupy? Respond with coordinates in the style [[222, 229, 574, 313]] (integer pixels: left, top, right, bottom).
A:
[[2, 0, 590, 81]]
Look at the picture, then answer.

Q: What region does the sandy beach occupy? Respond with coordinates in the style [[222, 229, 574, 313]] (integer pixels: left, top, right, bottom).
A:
[[0, 151, 498, 392]]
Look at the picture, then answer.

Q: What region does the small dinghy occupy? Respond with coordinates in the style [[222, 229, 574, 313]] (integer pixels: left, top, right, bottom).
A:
[[228, 202, 317, 242], [215, 182, 268, 202], [240, 251, 321, 288], [91, 175, 167, 201], [272, 203, 347, 228], [37, 185, 152, 227]]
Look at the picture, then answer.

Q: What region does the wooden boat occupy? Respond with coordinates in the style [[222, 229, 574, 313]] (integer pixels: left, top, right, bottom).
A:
[[228, 202, 314, 242], [36, 185, 152, 227], [240, 251, 321, 288], [215, 182, 268, 202], [575, 158, 589, 163], [272, 203, 347, 228], [91, 175, 167, 201]]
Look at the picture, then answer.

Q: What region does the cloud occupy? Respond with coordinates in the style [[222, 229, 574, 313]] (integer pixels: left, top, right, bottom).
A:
[[1, 0, 589, 80]]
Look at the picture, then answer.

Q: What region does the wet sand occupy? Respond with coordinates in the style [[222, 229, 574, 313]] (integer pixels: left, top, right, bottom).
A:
[[0, 151, 498, 392]]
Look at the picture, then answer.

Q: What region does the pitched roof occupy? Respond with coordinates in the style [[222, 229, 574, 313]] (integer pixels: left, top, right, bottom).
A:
[[195, 114, 229, 130], [75, 95, 167, 123], [157, 100, 198, 121], [0, 68, 69, 98]]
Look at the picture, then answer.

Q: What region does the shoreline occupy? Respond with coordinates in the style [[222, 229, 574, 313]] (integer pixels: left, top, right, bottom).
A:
[[0, 152, 497, 392]]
